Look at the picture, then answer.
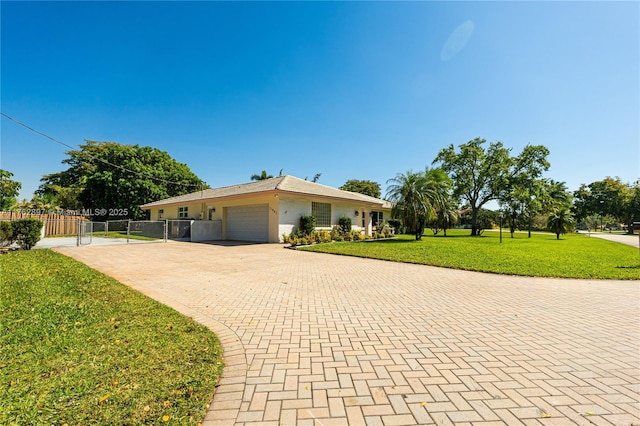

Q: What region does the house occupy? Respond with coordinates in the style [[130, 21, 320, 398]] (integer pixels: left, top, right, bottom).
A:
[[140, 175, 393, 243]]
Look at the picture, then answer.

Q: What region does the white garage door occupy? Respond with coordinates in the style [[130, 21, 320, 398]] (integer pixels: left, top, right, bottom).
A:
[[226, 204, 269, 242]]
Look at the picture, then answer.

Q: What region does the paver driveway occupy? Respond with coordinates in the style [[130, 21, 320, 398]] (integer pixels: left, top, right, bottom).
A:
[[56, 242, 639, 426]]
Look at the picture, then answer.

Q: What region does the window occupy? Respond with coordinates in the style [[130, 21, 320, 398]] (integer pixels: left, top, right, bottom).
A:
[[158, 209, 164, 220], [312, 202, 331, 227], [372, 211, 384, 226], [178, 206, 189, 218]]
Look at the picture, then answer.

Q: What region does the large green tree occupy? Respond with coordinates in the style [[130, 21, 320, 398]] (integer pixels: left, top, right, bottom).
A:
[[434, 138, 550, 236], [39, 140, 205, 220], [339, 179, 382, 198], [0, 169, 21, 210], [572, 177, 639, 233], [386, 168, 451, 240]]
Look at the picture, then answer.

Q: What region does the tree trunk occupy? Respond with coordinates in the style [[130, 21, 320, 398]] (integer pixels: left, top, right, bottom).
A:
[[471, 208, 479, 236], [556, 232, 560, 240], [528, 215, 532, 238]]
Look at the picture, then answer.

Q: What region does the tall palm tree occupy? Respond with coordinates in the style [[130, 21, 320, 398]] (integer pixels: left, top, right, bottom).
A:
[[250, 170, 274, 181], [386, 168, 451, 240], [547, 207, 574, 240]]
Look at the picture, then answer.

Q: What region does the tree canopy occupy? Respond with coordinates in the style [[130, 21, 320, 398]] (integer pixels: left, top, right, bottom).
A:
[[434, 138, 550, 236], [386, 168, 451, 240], [38, 140, 206, 220], [572, 177, 639, 233], [339, 179, 381, 198], [0, 169, 21, 210], [547, 207, 574, 239]]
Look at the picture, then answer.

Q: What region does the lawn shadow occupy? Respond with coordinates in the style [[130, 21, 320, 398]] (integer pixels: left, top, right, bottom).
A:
[[615, 264, 640, 270]]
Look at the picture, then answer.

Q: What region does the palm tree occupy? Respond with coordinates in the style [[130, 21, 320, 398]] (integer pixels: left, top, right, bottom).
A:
[[386, 168, 451, 240], [433, 198, 459, 237], [250, 170, 274, 181], [547, 207, 574, 240]]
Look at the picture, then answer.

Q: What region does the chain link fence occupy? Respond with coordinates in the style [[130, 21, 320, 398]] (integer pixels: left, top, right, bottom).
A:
[[30, 219, 219, 248]]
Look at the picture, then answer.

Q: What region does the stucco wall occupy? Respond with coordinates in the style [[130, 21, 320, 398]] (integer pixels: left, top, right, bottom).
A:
[[146, 195, 391, 243], [277, 197, 386, 239], [277, 198, 311, 239], [191, 220, 222, 242]]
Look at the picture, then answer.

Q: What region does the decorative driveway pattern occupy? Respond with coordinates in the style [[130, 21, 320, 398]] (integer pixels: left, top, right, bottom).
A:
[[56, 242, 640, 426]]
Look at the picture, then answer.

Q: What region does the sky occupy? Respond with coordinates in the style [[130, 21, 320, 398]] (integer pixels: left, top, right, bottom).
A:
[[2, 1, 639, 202]]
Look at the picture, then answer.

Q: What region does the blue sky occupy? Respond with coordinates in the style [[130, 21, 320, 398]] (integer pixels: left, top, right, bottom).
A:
[[2, 1, 638, 201]]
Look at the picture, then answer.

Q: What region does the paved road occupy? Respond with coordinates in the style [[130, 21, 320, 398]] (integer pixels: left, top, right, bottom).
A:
[[56, 242, 640, 425], [584, 232, 640, 249]]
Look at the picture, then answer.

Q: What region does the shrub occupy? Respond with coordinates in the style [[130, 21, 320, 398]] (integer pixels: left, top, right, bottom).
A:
[[0, 221, 14, 247], [316, 230, 332, 243], [350, 230, 365, 241], [299, 215, 316, 236], [338, 216, 352, 234], [11, 218, 44, 250], [388, 219, 402, 234]]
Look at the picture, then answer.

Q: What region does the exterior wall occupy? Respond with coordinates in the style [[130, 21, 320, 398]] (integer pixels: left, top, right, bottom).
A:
[[191, 220, 222, 241], [278, 198, 312, 239], [276, 196, 392, 241], [206, 195, 280, 243], [147, 195, 392, 244], [149, 204, 204, 221]]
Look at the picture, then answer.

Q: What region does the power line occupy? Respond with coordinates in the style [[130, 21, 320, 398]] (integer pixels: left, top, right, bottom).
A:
[[1, 112, 204, 189]]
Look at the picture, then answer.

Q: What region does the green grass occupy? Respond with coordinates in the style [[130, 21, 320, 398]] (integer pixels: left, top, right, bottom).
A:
[[102, 231, 159, 240], [0, 250, 223, 425], [301, 229, 640, 280]]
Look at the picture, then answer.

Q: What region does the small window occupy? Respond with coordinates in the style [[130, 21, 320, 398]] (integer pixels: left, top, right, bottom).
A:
[[312, 202, 331, 227], [178, 206, 189, 218], [158, 209, 164, 220]]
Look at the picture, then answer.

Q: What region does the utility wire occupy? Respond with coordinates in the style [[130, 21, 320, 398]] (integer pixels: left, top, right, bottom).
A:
[[1, 112, 204, 189]]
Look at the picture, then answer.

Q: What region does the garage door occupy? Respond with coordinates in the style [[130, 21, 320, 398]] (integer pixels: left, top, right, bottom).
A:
[[226, 204, 269, 242]]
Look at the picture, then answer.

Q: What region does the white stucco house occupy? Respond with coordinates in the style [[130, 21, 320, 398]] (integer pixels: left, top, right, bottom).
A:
[[140, 175, 393, 243]]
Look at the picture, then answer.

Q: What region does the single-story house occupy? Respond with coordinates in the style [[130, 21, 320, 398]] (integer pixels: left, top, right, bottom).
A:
[[140, 175, 393, 243]]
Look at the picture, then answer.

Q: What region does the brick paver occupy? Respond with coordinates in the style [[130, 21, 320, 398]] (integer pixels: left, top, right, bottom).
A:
[[56, 242, 640, 425]]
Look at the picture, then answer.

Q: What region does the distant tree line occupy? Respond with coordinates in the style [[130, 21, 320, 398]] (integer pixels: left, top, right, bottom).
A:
[[3, 138, 637, 238]]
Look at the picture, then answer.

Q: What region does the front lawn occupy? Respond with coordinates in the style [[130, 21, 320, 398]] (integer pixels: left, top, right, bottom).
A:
[[0, 250, 223, 425], [301, 229, 640, 280]]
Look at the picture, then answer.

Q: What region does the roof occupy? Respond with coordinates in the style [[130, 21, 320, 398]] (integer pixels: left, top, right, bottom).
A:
[[140, 175, 393, 209]]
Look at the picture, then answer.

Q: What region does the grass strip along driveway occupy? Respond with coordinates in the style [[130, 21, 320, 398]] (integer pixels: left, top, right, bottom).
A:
[[0, 250, 223, 425], [302, 230, 640, 280]]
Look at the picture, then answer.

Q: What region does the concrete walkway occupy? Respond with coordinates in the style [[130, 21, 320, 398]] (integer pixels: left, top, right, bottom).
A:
[[56, 242, 640, 426]]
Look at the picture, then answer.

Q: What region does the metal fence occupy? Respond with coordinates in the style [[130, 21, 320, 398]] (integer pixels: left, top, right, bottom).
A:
[[167, 220, 192, 240], [128, 220, 167, 241]]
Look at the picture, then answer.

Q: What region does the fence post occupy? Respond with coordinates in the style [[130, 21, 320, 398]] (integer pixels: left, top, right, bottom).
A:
[[76, 218, 81, 246], [164, 220, 168, 242], [127, 220, 131, 244]]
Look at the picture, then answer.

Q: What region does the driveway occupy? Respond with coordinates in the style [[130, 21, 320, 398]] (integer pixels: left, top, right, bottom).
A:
[[56, 242, 640, 425]]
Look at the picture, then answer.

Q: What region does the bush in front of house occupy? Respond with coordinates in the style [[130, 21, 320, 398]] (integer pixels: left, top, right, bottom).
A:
[[284, 227, 393, 247], [299, 215, 316, 236], [1, 218, 43, 250], [338, 216, 352, 235]]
